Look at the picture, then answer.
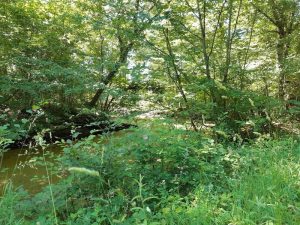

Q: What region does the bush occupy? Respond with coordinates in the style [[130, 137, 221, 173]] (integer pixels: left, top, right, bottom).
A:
[[1, 121, 299, 224]]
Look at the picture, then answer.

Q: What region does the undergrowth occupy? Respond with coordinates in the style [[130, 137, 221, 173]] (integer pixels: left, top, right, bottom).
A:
[[0, 120, 299, 224]]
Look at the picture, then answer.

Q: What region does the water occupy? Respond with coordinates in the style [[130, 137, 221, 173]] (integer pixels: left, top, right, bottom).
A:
[[0, 130, 131, 196], [0, 144, 63, 195]]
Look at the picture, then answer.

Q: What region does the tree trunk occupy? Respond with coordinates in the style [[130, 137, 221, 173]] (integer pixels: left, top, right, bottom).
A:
[[163, 29, 198, 131], [277, 31, 289, 101], [87, 43, 133, 108]]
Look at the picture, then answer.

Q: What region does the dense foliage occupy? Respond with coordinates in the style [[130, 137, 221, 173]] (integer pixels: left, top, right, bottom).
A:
[[0, 0, 300, 224], [1, 0, 300, 125], [1, 121, 300, 224]]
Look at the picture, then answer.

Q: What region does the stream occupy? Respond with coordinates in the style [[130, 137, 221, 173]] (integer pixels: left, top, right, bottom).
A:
[[0, 144, 63, 196], [0, 130, 130, 196]]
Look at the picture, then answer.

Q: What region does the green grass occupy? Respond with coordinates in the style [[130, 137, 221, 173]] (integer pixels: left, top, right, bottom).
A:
[[183, 140, 300, 225], [0, 120, 299, 224]]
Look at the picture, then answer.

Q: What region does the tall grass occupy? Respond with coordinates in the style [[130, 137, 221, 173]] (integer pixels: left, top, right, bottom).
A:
[[0, 121, 299, 224]]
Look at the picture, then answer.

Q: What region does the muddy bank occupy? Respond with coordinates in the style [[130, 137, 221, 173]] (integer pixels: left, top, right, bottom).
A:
[[6, 109, 135, 148], [9, 122, 134, 148]]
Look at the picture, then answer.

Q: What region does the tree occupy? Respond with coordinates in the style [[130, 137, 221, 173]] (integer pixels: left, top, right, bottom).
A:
[[87, 0, 163, 108], [252, 0, 300, 100]]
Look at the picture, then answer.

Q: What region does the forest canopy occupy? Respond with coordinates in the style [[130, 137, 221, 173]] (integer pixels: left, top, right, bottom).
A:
[[1, 0, 299, 116]]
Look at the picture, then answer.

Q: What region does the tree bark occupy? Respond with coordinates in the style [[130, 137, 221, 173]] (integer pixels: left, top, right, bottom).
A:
[[163, 29, 198, 131], [277, 31, 289, 100]]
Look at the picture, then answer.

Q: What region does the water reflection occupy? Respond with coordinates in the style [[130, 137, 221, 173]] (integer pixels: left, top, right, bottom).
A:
[[0, 130, 131, 196], [0, 145, 63, 195]]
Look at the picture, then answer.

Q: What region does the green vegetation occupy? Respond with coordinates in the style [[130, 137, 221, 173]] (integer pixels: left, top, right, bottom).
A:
[[0, 0, 300, 224], [1, 122, 300, 224]]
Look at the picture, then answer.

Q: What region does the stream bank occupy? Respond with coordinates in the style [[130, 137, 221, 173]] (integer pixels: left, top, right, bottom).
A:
[[4, 106, 135, 148], [0, 129, 132, 196]]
